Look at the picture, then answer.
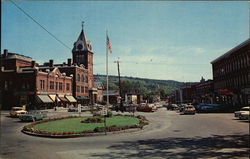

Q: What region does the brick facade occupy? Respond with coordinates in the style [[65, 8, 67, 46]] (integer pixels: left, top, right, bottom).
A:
[[211, 39, 250, 108]]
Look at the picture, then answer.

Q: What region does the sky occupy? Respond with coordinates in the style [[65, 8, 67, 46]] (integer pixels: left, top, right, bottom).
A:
[[2, 1, 249, 82]]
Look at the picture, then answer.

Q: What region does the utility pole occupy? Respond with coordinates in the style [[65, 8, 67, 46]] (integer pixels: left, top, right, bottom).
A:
[[114, 59, 123, 112]]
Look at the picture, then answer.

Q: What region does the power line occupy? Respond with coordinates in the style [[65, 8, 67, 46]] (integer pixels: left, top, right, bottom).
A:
[[9, 0, 71, 50]]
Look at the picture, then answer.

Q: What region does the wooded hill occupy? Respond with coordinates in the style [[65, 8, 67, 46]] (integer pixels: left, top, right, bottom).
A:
[[94, 74, 182, 99]]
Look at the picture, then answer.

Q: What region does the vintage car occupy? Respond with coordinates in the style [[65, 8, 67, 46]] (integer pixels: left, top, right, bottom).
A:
[[234, 106, 250, 119], [181, 105, 196, 115], [9, 107, 27, 117], [166, 104, 178, 110], [19, 111, 47, 122], [178, 104, 188, 112], [137, 105, 157, 112], [239, 111, 250, 120]]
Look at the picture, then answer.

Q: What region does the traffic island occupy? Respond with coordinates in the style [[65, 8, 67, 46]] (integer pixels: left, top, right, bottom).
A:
[[21, 115, 149, 138]]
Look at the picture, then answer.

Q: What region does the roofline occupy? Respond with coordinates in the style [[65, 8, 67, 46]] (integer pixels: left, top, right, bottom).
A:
[[211, 39, 250, 64]]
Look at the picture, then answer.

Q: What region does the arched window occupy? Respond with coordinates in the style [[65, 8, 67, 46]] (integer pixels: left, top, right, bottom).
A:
[[77, 74, 80, 81], [81, 75, 84, 82]]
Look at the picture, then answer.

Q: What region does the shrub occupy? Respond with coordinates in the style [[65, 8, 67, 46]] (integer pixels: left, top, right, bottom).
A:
[[94, 127, 106, 132], [81, 116, 104, 123], [82, 130, 95, 133], [106, 110, 113, 117], [106, 125, 120, 131]]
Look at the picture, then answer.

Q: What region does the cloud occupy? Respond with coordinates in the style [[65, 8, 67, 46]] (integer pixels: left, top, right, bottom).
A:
[[93, 44, 228, 81]]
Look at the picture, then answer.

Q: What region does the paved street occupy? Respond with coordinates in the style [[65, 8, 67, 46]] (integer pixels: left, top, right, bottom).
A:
[[0, 108, 249, 159]]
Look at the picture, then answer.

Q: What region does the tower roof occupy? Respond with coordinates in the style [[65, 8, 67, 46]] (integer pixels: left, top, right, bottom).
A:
[[72, 28, 92, 52]]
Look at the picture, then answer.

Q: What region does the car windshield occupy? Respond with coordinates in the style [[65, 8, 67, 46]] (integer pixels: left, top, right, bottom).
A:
[[12, 107, 23, 111], [241, 108, 250, 111]]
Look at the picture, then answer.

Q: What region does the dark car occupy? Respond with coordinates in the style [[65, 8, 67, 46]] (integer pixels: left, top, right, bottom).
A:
[[19, 111, 47, 122], [178, 104, 188, 112], [197, 104, 222, 113], [68, 107, 78, 112]]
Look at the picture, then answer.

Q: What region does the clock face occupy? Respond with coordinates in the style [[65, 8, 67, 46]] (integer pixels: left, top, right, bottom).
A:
[[77, 44, 83, 50]]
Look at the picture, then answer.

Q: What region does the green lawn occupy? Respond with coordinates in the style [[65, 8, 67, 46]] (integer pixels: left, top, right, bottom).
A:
[[32, 116, 139, 132]]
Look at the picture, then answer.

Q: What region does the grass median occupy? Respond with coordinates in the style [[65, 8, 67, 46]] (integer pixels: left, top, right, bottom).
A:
[[32, 116, 140, 132]]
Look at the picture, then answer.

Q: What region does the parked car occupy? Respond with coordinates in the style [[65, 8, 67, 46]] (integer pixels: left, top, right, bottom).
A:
[[19, 111, 47, 122], [181, 105, 196, 115], [155, 104, 163, 108], [178, 104, 188, 112], [9, 107, 27, 117], [137, 106, 156, 112], [239, 112, 250, 120], [68, 107, 78, 112], [165, 104, 177, 110], [234, 106, 250, 119]]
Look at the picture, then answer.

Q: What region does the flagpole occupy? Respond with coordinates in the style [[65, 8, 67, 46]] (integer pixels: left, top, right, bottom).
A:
[[106, 30, 109, 106]]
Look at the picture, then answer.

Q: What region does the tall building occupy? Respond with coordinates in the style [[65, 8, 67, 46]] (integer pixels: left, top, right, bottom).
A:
[[39, 27, 96, 104], [72, 28, 94, 89], [211, 39, 250, 109], [0, 25, 96, 109]]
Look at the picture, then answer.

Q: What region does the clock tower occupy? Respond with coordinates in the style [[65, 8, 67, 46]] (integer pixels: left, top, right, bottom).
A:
[[72, 24, 94, 88]]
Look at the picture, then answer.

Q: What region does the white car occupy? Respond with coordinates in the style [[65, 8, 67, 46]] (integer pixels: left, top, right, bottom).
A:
[[239, 111, 250, 120], [234, 106, 250, 119], [9, 107, 27, 117]]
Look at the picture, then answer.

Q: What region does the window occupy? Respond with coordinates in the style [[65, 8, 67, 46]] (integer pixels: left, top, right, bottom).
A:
[[77, 86, 80, 92], [40, 80, 45, 90], [59, 82, 63, 91], [81, 86, 84, 93], [85, 86, 88, 93], [55, 82, 58, 90], [77, 74, 80, 81], [66, 83, 70, 91], [50, 81, 54, 89], [81, 75, 84, 82], [86, 76, 88, 83]]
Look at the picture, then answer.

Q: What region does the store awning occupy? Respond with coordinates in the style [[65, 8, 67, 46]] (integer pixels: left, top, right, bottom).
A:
[[36, 95, 54, 103], [48, 94, 61, 102], [65, 95, 77, 103], [58, 94, 69, 102]]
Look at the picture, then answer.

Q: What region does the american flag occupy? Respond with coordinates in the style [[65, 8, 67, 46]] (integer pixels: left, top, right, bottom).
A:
[[107, 35, 112, 53]]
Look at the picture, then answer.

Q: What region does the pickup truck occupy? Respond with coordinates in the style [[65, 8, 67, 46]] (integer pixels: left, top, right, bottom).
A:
[[19, 111, 47, 122]]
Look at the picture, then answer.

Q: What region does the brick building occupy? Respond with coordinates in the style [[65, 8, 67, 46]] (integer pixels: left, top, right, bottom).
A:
[[94, 82, 104, 104], [0, 27, 95, 109], [211, 39, 250, 109], [125, 93, 143, 104], [0, 50, 75, 109], [192, 77, 214, 104], [173, 82, 198, 104], [103, 90, 120, 104]]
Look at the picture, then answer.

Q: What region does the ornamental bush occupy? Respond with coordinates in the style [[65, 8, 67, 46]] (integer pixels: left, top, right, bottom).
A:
[[81, 116, 104, 123]]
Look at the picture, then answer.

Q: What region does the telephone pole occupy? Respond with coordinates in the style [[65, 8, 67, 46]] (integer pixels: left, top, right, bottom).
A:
[[114, 59, 123, 112]]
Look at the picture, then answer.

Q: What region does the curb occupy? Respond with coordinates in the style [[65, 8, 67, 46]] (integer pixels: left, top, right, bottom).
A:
[[21, 127, 142, 138]]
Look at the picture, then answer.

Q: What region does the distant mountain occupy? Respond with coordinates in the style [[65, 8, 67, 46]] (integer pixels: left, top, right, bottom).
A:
[[94, 74, 182, 98]]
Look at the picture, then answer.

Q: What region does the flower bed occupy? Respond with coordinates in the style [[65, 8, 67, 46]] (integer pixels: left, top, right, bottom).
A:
[[22, 115, 148, 138]]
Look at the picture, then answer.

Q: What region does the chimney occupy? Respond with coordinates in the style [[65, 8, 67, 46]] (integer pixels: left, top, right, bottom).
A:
[[67, 58, 72, 66], [31, 61, 36, 67], [49, 59, 54, 67], [3, 49, 8, 57]]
